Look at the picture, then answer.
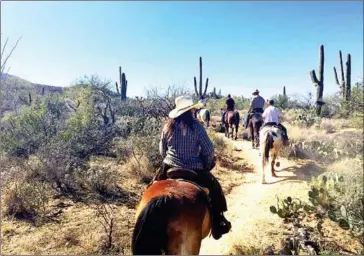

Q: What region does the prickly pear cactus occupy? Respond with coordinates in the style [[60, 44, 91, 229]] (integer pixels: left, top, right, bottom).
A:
[[269, 196, 304, 220]]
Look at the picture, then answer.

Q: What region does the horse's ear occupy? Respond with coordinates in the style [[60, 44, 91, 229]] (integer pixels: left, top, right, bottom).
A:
[[202, 187, 210, 195]]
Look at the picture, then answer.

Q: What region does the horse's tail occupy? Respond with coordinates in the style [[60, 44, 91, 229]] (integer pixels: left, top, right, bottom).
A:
[[132, 195, 178, 255], [205, 109, 210, 122], [264, 131, 275, 161], [234, 111, 240, 126]]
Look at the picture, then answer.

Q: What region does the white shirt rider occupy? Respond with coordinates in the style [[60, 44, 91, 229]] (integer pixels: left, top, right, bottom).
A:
[[198, 98, 207, 108], [262, 105, 281, 124]]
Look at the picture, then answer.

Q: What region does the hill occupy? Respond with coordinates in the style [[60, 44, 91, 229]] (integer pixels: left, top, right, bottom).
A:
[[0, 74, 63, 117]]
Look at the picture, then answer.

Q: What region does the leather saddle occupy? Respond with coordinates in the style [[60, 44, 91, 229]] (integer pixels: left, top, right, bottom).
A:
[[167, 167, 198, 180]]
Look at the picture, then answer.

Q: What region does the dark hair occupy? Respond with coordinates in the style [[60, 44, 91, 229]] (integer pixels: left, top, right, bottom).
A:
[[269, 99, 275, 105], [227, 94, 231, 98], [164, 110, 196, 138]]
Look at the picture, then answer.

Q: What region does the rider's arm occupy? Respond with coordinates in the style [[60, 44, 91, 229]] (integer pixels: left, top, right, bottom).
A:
[[159, 130, 167, 158], [262, 108, 268, 120], [198, 126, 214, 169]]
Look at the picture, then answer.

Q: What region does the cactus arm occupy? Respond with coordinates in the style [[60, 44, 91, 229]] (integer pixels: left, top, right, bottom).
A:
[[310, 70, 319, 86], [333, 67, 340, 85], [115, 81, 120, 95], [203, 78, 209, 96], [194, 76, 199, 96]]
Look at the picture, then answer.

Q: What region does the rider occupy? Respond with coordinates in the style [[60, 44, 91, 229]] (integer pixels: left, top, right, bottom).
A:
[[244, 89, 265, 129], [261, 99, 289, 145], [156, 95, 231, 240], [221, 94, 235, 123]]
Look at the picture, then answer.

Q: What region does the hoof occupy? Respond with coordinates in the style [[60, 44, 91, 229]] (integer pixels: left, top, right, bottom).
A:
[[262, 181, 267, 184]]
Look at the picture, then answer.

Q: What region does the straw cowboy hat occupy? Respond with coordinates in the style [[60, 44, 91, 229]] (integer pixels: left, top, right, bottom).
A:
[[169, 95, 203, 119]]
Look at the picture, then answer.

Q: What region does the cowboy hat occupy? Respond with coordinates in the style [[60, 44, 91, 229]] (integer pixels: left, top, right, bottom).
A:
[[169, 95, 203, 119], [252, 89, 260, 95]]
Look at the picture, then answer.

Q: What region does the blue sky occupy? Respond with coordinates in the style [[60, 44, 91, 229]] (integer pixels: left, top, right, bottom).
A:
[[1, 1, 363, 98]]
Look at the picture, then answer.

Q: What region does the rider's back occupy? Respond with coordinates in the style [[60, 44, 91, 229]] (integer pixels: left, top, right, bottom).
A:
[[160, 120, 214, 171], [262, 105, 280, 124], [251, 95, 265, 110], [226, 98, 235, 111]]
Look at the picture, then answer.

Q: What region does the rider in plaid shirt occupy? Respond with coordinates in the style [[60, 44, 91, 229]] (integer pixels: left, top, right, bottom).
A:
[[155, 95, 231, 240], [159, 119, 214, 171]]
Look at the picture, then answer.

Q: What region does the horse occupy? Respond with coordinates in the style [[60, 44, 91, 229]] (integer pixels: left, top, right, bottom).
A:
[[224, 110, 240, 140], [259, 125, 283, 184], [248, 112, 264, 149], [132, 171, 212, 255], [196, 108, 211, 127]]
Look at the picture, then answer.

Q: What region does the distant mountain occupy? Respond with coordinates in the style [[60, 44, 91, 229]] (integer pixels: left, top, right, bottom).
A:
[[1, 73, 63, 94], [0, 74, 64, 117]]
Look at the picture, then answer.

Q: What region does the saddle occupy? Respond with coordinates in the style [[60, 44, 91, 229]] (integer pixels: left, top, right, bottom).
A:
[[166, 167, 199, 181], [263, 122, 281, 130]]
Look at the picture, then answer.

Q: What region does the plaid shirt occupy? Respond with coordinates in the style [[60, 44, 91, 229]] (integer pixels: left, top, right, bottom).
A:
[[159, 120, 214, 170]]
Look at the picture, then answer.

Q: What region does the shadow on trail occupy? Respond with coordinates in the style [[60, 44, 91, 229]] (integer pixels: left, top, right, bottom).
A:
[[265, 162, 324, 185]]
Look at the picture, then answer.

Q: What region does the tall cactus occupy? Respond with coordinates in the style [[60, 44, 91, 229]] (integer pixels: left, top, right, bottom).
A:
[[310, 45, 325, 116], [283, 86, 286, 97], [194, 57, 209, 97], [116, 66, 127, 101], [333, 51, 351, 101]]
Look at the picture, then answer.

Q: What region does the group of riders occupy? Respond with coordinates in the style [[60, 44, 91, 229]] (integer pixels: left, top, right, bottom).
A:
[[152, 90, 290, 241]]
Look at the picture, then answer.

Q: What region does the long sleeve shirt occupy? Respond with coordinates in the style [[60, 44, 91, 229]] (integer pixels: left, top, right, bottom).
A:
[[159, 120, 214, 171]]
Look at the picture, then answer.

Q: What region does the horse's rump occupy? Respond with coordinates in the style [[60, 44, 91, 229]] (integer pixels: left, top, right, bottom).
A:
[[260, 126, 283, 160], [225, 110, 239, 125], [132, 180, 211, 255]]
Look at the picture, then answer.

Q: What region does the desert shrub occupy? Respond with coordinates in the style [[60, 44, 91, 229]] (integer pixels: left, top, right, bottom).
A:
[[291, 108, 320, 128], [207, 131, 232, 157], [3, 180, 53, 221], [0, 95, 69, 157], [81, 166, 122, 201], [312, 159, 364, 238], [349, 113, 364, 129]]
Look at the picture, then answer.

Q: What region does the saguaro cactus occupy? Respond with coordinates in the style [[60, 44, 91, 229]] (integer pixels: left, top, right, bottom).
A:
[[333, 51, 351, 101], [194, 57, 209, 97], [283, 86, 286, 97], [116, 66, 127, 101], [310, 45, 325, 116]]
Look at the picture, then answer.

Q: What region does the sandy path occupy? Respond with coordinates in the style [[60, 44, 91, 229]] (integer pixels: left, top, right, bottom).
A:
[[199, 136, 317, 255]]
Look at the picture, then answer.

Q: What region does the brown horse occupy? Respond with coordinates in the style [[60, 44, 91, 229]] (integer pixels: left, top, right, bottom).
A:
[[259, 125, 283, 184], [132, 179, 211, 255], [224, 110, 240, 140], [248, 112, 264, 149]]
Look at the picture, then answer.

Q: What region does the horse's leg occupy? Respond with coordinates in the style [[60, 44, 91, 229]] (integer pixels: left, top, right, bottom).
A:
[[262, 158, 267, 184], [230, 123, 234, 139], [271, 153, 278, 177], [256, 123, 261, 148], [235, 121, 239, 140], [254, 124, 260, 148], [250, 123, 254, 148]]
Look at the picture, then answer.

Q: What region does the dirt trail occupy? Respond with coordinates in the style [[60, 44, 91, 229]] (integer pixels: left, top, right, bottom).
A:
[[199, 136, 321, 255]]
